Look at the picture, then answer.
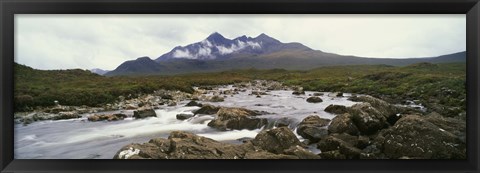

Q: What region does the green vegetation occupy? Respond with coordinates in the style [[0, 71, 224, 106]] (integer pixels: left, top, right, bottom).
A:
[[14, 62, 465, 117]]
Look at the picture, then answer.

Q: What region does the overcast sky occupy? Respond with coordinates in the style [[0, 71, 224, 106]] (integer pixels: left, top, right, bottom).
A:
[[15, 14, 466, 70]]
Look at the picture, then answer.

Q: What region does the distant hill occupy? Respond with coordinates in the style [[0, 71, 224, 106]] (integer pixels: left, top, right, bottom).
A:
[[90, 68, 110, 75], [105, 32, 466, 76]]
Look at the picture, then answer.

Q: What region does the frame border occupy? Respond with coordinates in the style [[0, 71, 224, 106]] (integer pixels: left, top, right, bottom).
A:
[[1, 0, 479, 172]]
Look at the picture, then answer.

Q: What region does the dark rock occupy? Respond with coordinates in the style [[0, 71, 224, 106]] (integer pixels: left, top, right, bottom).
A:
[[274, 117, 295, 127], [313, 92, 324, 96], [336, 92, 343, 97], [306, 96, 323, 103], [319, 150, 346, 159], [207, 107, 268, 130], [133, 108, 157, 119], [382, 115, 466, 159], [88, 113, 127, 122], [283, 145, 321, 159], [292, 90, 305, 95], [176, 113, 194, 120], [252, 127, 304, 154], [194, 104, 220, 115], [317, 134, 363, 159], [252, 91, 268, 95], [324, 104, 348, 114], [186, 101, 202, 107], [328, 113, 359, 136], [296, 115, 331, 143]]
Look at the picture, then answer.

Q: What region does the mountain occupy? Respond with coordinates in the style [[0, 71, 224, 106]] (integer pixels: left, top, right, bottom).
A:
[[105, 32, 466, 76], [155, 32, 311, 62], [90, 68, 110, 75]]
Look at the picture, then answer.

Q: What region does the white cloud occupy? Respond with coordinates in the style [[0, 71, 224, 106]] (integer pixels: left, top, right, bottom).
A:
[[15, 14, 466, 70], [172, 49, 194, 59], [217, 40, 262, 55]]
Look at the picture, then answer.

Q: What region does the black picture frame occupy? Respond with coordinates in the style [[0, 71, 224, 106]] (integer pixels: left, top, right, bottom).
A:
[[1, 0, 479, 172]]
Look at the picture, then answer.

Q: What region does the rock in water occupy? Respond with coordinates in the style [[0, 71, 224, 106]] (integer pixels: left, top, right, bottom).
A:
[[176, 113, 194, 120], [292, 90, 305, 95], [296, 115, 331, 143], [381, 115, 465, 159], [306, 96, 323, 103], [324, 104, 348, 114], [328, 113, 359, 136], [194, 104, 220, 115], [186, 101, 202, 107], [133, 108, 157, 119], [252, 127, 305, 154], [88, 114, 127, 122], [207, 107, 268, 130], [53, 112, 81, 120]]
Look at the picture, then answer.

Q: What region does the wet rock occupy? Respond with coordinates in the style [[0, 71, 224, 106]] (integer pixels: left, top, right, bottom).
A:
[[53, 112, 81, 120], [273, 117, 295, 127], [252, 127, 304, 154], [306, 96, 323, 103], [296, 115, 331, 143], [317, 133, 364, 159], [133, 108, 157, 119], [186, 101, 202, 107], [283, 145, 321, 159], [336, 92, 343, 97], [292, 90, 305, 95], [324, 104, 348, 114], [176, 113, 194, 120], [243, 151, 298, 159], [209, 95, 225, 102], [207, 107, 268, 130], [328, 113, 359, 136], [88, 113, 127, 122], [319, 150, 346, 159], [313, 92, 324, 96], [381, 115, 465, 159], [194, 104, 220, 115], [251, 91, 268, 95]]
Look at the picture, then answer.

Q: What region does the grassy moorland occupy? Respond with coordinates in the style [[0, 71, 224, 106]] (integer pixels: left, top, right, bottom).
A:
[[14, 62, 465, 118]]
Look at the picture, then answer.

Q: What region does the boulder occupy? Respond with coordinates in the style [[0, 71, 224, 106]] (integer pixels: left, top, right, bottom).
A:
[[292, 90, 305, 95], [423, 112, 466, 143], [328, 113, 359, 136], [252, 127, 304, 154], [176, 113, 194, 120], [273, 117, 295, 127], [88, 113, 127, 122], [133, 108, 157, 119], [207, 107, 268, 130], [251, 91, 268, 95], [186, 101, 203, 107], [313, 92, 324, 96], [296, 115, 331, 143], [193, 104, 220, 115], [348, 103, 389, 135], [306, 96, 323, 103], [381, 115, 465, 159], [209, 95, 224, 102], [324, 104, 348, 115], [317, 133, 364, 159]]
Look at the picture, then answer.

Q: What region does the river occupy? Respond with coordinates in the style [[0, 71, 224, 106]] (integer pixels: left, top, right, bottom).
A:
[[14, 86, 359, 159]]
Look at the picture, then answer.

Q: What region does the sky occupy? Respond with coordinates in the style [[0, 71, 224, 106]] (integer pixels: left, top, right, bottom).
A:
[[15, 14, 466, 70]]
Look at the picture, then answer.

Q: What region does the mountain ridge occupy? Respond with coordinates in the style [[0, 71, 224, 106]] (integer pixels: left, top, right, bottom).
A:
[[105, 32, 466, 76]]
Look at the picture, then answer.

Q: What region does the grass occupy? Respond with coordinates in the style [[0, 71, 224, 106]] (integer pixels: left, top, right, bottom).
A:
[[14, 62, 466, 117]]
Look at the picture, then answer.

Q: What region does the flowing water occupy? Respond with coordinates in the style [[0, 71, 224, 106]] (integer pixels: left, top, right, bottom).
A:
[[14, 86, 359, 159]]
